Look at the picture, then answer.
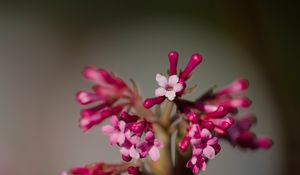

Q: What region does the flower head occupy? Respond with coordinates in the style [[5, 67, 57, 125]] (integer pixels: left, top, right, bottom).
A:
[[155, 74, 183, 101], [68, 51, 273, 175]]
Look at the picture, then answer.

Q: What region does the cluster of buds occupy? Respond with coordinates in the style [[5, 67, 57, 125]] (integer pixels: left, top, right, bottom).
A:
[[64, 51, 273, 175], [76, 67, 133, 132]]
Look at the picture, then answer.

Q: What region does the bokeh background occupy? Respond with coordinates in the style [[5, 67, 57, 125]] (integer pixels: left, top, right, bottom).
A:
[[0, 1, 299, 175]]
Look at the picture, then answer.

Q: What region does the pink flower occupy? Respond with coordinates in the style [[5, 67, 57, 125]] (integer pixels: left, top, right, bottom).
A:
[[155, 73, 183, 101], [144, 51, 203, 108], [102, 115, 127, 145]]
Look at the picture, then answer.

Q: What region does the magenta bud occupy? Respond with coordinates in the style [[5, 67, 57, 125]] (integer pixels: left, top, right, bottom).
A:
[[76, 91, 100, 105], [130, 121, 146, 133], [82, 66, 103, 83], [202, 121, 215, 130], [180, 53, 203, 80], [237, 115, 257, 130], [223, 97, 252, 108], [206, 105, 229, 118], [168, 51, 179, 75], [128, 166, 142, 175], [186, 112, 199, 123], [143, 97, 165, 108], [178, 136, 191, 152], [145, 131, 155, 142], [122, 155, 132, 162], [120, 112, 139, 122], [257, 137, 273, 149], [216, 79, 249, 96]]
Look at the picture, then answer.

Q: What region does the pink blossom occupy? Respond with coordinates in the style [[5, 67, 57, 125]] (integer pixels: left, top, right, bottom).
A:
[[102, 115, 127, 145], [155, 74, 183, 101]]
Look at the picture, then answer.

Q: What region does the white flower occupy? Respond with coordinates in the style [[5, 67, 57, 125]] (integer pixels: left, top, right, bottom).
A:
[[155, 74, 183, 101]]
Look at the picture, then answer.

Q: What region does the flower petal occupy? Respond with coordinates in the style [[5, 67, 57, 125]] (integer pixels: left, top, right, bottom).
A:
[[101, 125, 115, 135], [200, 128, 212, 138], [109, 133, 119, 145], [118, 120, 126, 132], [117, 133, 125, 145], [155, 87, 167, 97], [149, 146, 160, 161], [120, 147, 129, 156], [168, 75, 179, 86], [129, 146, 140, 159], [165, 91, 176, 101], [173, 83, 183, 92], [207, 137, 218, 145], [156, 74, 167, 87], [110, 115, 119, 127], [203, 145, 215, 159]]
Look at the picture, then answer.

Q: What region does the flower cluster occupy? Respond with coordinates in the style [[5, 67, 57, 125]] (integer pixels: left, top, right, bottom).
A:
[[64, 51, 273, 175], [102, 112, 163, 162], [143, 51, 273, 174]]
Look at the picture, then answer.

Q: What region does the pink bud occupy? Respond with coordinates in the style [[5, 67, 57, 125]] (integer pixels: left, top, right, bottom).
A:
[[210, 117, 234, 130], [180, 53, 202, 80], [178, 136, 191, 152], [130, 121, 146, 134], [206, 105, 229, 118], [120, 112, 139, 122], [222, 97, 252, 108], [122, 155, 132, 162], [168, 51, 179, 75], [202, 121, 215, 130], [76, 91, 101, 105], [143, 97, 165, 108], [82, 66, 104, 84], [128, 166, 142, 175], [257, 137, 273, 149], [216, 79, 249, 96], [186, 112, 199, 123]]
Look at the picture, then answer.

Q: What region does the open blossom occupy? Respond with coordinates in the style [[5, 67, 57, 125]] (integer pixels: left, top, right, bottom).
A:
[[155, 74, 183, 101], [144, 51, 202, 108]]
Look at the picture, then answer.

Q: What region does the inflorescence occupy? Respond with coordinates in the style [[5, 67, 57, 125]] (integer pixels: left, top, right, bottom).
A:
[[62, 51, 273, 175]]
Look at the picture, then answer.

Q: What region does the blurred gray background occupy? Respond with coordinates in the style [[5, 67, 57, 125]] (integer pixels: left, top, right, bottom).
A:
[[0, 1, 299, 175]]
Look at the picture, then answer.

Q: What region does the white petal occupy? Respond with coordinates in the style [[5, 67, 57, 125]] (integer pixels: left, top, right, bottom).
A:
[[191, 156, 197, 165], [129, 146, 140, 159], [203, 145, 215, 159], [155, 87, 167, 97], [165, 91, 176, 101], [173, 83, 183, 92], [200, 128, 212, 138], [156, 74, 167, 87], [118, 121, 126, 132], [149, 146, 160, 161], [168, 75, 179, 86], [120, 147, 129, 156]]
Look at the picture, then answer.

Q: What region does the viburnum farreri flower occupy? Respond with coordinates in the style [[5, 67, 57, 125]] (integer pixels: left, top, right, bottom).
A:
[[63, 51, 273, 175]]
